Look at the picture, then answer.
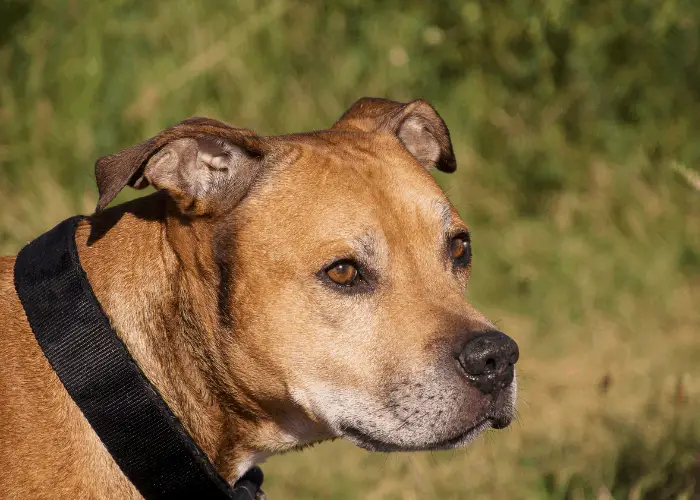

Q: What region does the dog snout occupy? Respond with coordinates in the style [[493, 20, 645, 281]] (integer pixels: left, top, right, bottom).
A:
[[457, 331, 519, 395]]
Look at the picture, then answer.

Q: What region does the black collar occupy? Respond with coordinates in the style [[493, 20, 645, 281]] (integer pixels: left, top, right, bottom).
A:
[[14, 216, 265, 500]]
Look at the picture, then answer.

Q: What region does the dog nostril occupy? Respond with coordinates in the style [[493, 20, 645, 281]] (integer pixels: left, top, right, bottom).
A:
[[458, 331, 519, 395], [499, 366, 514, 387]]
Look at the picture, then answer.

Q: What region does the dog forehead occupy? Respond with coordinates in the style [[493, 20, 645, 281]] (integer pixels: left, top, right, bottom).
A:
[[265, 131, 451, 215], [233, 132, 454, 248]]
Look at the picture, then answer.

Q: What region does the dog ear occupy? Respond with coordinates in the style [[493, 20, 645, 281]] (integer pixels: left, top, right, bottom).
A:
[[332, 98, 456, 173], [94, 118, 267, 214]]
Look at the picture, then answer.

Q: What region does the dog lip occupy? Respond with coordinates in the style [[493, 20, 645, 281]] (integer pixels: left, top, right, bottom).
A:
[[340, 417, 494, 453], [490, 414, 512, 429]]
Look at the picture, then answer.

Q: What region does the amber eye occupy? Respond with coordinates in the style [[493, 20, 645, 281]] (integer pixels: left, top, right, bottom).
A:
[[326, 261, 359, 286], [450, 233, 471, 263]]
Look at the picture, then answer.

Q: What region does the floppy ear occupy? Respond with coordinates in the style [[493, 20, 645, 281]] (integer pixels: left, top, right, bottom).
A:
[[94, 117, 267, 214], [332, 97, 456, 173]]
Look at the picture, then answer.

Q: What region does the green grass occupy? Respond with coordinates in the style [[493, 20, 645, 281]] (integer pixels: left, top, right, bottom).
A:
[[2, 1, 700, 498]]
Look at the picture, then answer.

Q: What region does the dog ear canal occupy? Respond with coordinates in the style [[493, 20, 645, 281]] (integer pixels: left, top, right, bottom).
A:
[[93, 117, 266, 214], [332, 97, 456, 173]]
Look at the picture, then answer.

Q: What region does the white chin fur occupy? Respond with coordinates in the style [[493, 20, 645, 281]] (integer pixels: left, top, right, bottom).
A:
[[291, 372, 518, 453]]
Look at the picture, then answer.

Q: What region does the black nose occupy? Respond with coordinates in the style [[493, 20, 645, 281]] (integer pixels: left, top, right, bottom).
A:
[[458, 331, 519, 394]]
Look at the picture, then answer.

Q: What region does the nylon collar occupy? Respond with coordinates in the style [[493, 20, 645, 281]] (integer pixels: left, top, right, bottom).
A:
[[14, 216, 265, 499]]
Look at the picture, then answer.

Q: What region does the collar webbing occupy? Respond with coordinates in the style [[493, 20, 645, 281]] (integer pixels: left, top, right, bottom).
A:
[[14, 216, 264, 499]]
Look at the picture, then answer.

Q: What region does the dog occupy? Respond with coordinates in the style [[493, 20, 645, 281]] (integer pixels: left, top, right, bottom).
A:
[[0, 97, 519, 498]]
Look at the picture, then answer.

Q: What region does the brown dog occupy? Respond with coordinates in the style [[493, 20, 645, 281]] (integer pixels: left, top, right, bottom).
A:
[[0, 98, 518, 499]]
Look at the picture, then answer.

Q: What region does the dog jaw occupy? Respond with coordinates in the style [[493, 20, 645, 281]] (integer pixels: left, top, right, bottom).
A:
[[289, 373, 517, 454]]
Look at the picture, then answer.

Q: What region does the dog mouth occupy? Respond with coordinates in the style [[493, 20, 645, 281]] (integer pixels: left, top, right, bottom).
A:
[[340, 414, 511, 453]]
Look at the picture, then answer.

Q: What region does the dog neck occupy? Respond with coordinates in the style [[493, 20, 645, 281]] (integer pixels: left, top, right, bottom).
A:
[[73, 192, 292, 481]]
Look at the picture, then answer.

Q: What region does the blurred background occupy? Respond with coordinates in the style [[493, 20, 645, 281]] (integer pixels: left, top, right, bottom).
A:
[[1, 1, 699, 498]]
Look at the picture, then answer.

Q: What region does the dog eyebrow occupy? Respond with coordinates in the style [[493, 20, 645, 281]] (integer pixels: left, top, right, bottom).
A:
[[354, 233, 381, 263], [434, 201, 453, 232]]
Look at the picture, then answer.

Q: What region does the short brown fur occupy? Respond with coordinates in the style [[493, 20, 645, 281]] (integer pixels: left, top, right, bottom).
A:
[[0, 98, 517, 498]]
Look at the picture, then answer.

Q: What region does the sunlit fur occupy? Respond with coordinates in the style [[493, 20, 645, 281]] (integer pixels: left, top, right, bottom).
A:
[[0, 99, 517, 498]]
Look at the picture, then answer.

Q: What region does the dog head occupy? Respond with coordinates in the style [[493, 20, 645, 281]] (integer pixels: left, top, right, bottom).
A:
[[94, 98, 518, 455]]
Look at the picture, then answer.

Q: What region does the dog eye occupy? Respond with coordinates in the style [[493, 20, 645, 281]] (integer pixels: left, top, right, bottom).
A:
[[326, 261, 359, 286], [449, 233, 471, 265]]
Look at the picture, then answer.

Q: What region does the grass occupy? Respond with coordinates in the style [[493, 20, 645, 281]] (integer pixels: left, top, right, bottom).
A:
[[1, 1, 700, 498]]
